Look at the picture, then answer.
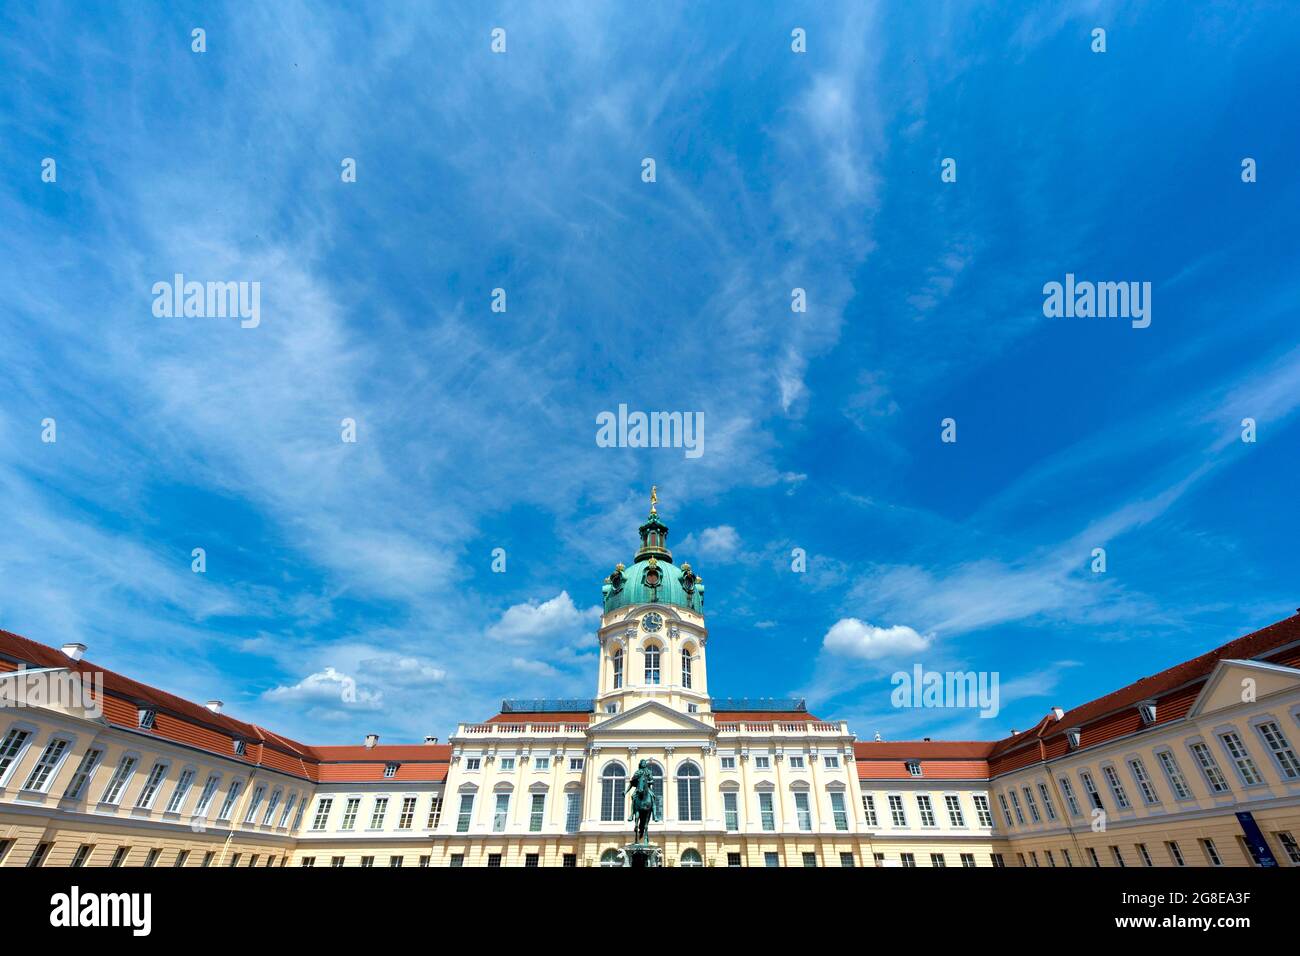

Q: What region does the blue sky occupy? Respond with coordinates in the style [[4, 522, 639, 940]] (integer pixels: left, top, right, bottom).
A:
[[1, 2, 1298, 745]]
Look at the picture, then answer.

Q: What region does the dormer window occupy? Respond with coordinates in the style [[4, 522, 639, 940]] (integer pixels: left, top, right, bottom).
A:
[[384, 763, 399, 778], [1066, 729, 1082, 750], [1138, 702, 1156, 725], [137, 708, 156, 730], [233, 739, 246, 756], [906, 760, 923, 777]]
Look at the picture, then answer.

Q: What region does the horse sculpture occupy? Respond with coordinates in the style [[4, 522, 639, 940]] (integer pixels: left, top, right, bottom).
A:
[[626, 758, 662, 844]]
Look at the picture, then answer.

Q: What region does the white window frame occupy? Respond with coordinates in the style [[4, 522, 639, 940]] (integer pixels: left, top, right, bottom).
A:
[[164, 767, 197, 815], [99, 752, 140, 806], [21, 735, 73, 793]]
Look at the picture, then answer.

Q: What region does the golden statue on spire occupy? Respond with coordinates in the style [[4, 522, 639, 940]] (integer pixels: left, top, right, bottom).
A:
[[649, 485, 658, 514]]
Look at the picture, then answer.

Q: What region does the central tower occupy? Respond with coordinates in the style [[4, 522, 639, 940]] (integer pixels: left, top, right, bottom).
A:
[[593, 489, 710, 719]]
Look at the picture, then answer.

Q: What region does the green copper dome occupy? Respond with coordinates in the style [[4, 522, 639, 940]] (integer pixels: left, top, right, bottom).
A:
[[601, 494, 705, 613]]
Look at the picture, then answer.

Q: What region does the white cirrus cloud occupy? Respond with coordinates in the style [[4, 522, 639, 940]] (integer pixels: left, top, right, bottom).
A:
[[822, 618, 932, 661]]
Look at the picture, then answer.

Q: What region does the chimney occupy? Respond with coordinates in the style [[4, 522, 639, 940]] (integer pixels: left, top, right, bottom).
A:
[[206, 700, 224, 714], [923, 737, 931, 742], [61, 642, 87, 662], [1010, 728, 1017, 736], [1051, 706, 1064, 720], [424, 736, 439, 745], [365, 733, 379, 749]]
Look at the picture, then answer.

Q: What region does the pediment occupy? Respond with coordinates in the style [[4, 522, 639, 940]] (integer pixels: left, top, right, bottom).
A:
[[1187, 659, 1300, 718], [589, 700, 715, 737]]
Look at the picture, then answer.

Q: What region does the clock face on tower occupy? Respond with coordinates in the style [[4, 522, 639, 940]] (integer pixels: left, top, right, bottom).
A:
[[642, 612, 663, 633]]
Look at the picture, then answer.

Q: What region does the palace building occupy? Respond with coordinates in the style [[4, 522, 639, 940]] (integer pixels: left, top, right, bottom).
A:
[[2, 500, 1300, 867]]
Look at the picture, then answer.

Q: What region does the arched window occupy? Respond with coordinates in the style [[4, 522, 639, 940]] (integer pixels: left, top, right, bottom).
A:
[[644, 643, 661, 685], [676, 762, 702, 821], [647, 761, 665, 808], [612, 648, 623, 689], [600, 763, 626, 822], [680, 848, 703, 867], [681, 647, 693, 689], [600, 848, 623, 867]]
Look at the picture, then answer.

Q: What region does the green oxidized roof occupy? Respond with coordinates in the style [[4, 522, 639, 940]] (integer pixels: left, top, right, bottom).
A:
[[601, 500, 705, 613]]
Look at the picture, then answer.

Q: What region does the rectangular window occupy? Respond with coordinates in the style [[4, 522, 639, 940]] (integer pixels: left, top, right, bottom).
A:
[[1137, 843, 1153, 866], [310, 797, 333, 831], [216, 781, 242, 820], [137, 708, 156, 730], [500, 757, 515, 771], [28, 842, 52, 867], [794, 791, 812, 831], [900, 853, 916, 868], [175, 850, 189, 867], [931, 853, 946, 867], [1022, 787, 1040, 823], [360, 856, 374, 868], [723, 792, 739, 831], [449, 854, 464, 867], [824, 755, 840, 769], [261, 789, 281, 825], [1167, 841, 1185, 866], [565, 791, 581, 833], [142, 848, 160, 868], [279, 793, 297, 828], [998, 793, 1014, 827], [960, 853, 976, 867], [330, 856, 345, 867], [759, 792, 775, 831], [862, 794, 878, 827], [1087, 847, 1100, 867], [917, 794, 936, 827], [135, 762, 169, 809], [62, 748, 102, 800], [524, 853, 539, 868], [457, 793, 474, 832], [1201, 838, 1223, 866], [21, 737, 69, 792], [563, 854, 577, 868], [727, 852, 742, 868], [493, 793, 509, 832], [390, 856, 404, 867], [1129, 758, 1159, 805], [789, 755, 805, 769], [398, 796, 417, 829], [165, 769, 196, 814], [71, 844, 94, 867], [1008, 790, 1025, 824], [569, 757, 584, 772], [427, 796, 443, 829], [110, 846, 130, 867], [1219, 731, 1263, 785], [242, 785, 266, 823], [1037, 783, 1057, 821], [487, 853, 502, 868], [945, 794, 966, 827], [202, 851, 214, 867], [1102, 765, 1130, 809], [384, 763, 398, 778], [419, 855, 429, 867], [972, 793, 993, 827], [99, 755, 137, 805], [1110, 845, 1125, 867], [1157, 750, 1192, 799], [991, 853, 1005, 867], [1190, 741, 1231, 793], [764, 851, 780, 868], [194, 774, 220, 816], [720, 756, 737, 770], [830, 791, 848, 831], [300, 856, 315, 867], [465, 757, 481, 771], [370, 796, 389, 829], [1080, 771, 1104, 810], [529, 793, 545, 832], [534, 756, 550, 771], [1274, 831, 1300, 864], [0, 728, 32, 784], [1256, 721, 1300, 779], [1058, 776, 1080, 816], [889, 794, 907, 827], [755, 755, 770, 770], [802, 852, 817, 867]]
